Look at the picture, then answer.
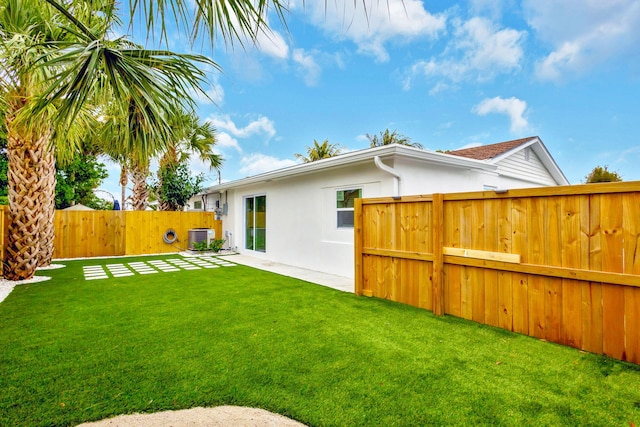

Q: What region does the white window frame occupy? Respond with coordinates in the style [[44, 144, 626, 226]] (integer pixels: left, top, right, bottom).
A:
[[336, 188, 362, 229]]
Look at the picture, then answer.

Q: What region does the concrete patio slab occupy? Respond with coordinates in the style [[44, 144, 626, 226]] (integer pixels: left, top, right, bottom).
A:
[[224, 254, 354, 293]]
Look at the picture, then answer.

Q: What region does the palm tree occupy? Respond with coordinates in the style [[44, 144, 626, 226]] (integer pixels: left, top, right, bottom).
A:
[[1, 0, 214, 279], [294, 139, 342, 163], [2, 0, 371, 279], [1, 0, 73, 278], [366, 129, 424, 149], [157, 113, 223, 211]]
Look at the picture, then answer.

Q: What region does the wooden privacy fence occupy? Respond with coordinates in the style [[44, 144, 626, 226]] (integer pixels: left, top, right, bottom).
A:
[[354, 182, 640, 364], [53, 210, 221, 258], [1, 209, 220, 271]]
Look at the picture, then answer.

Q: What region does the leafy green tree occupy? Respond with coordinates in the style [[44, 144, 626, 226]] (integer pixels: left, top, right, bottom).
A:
[[152, 161, 205, 211], [157, 113, 223, 211], [367, 129, 424, 149], [55, 152, 109, 209], [585, 166, 623, 183], [294, 139, 342, 162]]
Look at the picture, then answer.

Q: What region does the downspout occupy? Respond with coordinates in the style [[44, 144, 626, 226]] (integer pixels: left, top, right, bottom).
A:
[[374, 156, 401, 197]]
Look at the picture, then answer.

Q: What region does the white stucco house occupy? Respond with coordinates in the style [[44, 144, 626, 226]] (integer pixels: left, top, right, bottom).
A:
[[187, 136, 568, 279]]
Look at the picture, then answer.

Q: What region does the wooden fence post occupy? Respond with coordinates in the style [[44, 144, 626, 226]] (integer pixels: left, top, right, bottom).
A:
[[354, 198, 364, 295], [432, 194, 445, 315]]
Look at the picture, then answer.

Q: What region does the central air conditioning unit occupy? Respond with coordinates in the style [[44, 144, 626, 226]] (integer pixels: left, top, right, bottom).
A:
[[188, 228, 216, 250]]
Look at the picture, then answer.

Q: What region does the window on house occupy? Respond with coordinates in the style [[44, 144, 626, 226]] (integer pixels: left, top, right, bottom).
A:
[[336, 188, 361, 228], [193, 200, 203, 210]]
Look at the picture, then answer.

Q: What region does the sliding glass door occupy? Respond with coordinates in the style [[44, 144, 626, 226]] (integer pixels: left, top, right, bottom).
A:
[[245, 195, 266, 252]]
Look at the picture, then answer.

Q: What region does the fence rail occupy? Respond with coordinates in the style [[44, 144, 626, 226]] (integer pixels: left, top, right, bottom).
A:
[[355, 181, 640, 364], [0, 209, 221, 267]]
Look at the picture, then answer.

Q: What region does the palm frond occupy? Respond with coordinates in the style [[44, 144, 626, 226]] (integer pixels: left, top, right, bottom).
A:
[[127, 0, 289, 48]]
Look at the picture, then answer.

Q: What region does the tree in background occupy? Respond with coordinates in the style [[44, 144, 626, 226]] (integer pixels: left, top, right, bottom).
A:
[[152, 161, 205, 211], [366, 129, 424, 149], [294, 139, 342, 163], [585, 166, 623, 183], [156, 113, 222, 211], [55, 152, 109, 209]]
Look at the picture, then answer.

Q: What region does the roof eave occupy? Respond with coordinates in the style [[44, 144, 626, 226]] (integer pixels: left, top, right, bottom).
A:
[[200, 144, 498, 194]]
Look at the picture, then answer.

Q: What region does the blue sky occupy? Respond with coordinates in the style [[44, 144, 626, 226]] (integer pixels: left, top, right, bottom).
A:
[[102, 0, 640, 201]]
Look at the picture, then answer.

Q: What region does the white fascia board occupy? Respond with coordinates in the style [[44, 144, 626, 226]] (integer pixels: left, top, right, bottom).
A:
[[529, 142, 570, 185], [199, 144, 498, 195]]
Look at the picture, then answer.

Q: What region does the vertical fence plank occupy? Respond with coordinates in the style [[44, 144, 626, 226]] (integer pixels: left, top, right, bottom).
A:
[[444, 200, 461, 317], [471, 200, 486, 323], [459, 200, 473, 320], [545, 197, 563, 343], [511, 198, 529, 335], [623, 193, 640, 363], [354, 199, 364, 295], [419, 260, 433, 311], [528, 197, 546, 339], [484, 199, 500, 327], [601, 194, 625, 359], [432, 195, 444, 316], [582, 195, 604, 354], [497, 198, 513, 331], [560, 195, 583, 348]]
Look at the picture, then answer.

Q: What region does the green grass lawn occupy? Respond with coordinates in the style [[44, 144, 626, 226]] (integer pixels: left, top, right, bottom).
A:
[[1, 255, 640, 427]]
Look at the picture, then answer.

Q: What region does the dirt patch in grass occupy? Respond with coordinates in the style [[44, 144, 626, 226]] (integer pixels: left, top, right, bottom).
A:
[[76, 406, 305, 427]]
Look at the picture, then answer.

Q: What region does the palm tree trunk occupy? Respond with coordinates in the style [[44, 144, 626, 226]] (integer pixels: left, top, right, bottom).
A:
[[131, 162, 149, 211], [37, 146, 56, 267], [119, 164, 128, 210], [4, 114, 52, 280]]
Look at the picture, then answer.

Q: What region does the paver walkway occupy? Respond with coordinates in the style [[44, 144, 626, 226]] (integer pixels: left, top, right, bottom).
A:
[[82, 256, 236, 280]]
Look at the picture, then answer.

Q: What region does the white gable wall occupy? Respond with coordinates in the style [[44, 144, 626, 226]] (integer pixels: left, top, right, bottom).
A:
[[494, 148, 558, 186]]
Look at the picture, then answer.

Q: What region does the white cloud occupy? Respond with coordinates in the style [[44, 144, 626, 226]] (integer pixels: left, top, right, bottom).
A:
[[293, 48, 322, 86], [190, 77, 225, 106], [256, 27, 290, 59], [405, 17, 525, 89], [239, 153, 297, 176], [207, 114, 276, 140], [214, 132, 242, 152], [524, 0, 640, 81], [303, 0, 446, 62], [469, 0, 507, 19], [473, 96, 529, 132]]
